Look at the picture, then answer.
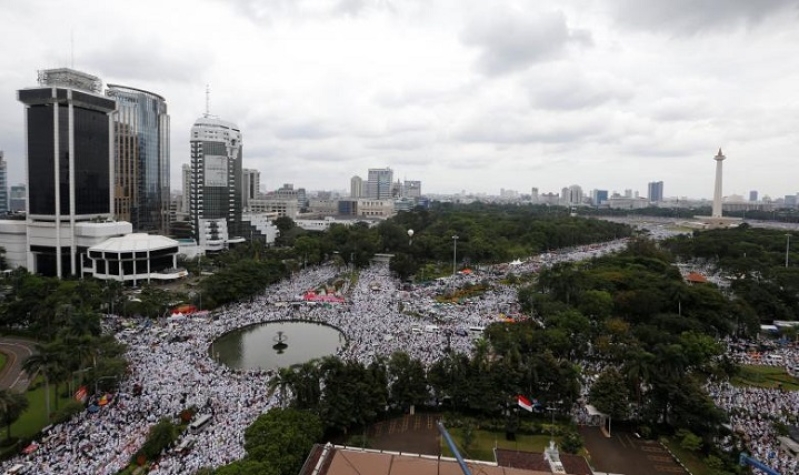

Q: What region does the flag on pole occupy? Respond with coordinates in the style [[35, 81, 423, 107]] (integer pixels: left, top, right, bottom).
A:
[[517, 395, 533, 412]]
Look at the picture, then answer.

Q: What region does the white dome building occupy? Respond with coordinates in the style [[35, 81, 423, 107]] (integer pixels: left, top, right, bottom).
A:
[[85, 233, 186, 285]]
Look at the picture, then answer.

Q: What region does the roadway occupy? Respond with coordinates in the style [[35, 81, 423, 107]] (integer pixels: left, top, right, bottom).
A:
[[0, 337, 37, 391]]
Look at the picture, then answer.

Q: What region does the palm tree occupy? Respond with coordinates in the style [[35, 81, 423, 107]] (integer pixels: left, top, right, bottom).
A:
[[623, 349, 655, 419], [669, 283, 688, 317], [0, 389, 29, 440], [267, 367, 296, 408], [22, 342, 66, 421]]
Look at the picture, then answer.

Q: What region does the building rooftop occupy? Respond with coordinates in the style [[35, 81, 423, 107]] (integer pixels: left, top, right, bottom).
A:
[[89, 233, 178, 253], [300, 444, 585, 475], [495, 448, 592, 475]]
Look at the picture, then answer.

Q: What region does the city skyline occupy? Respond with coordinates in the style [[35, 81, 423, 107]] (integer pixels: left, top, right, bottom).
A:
[[1, 1, 799, 199]]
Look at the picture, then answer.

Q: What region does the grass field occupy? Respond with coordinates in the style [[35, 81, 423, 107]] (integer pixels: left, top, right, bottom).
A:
[[732, 365, 799, 390], [2, 378, 73, 442], [662, 437, 712, 475], [440, 427, 566, 461]]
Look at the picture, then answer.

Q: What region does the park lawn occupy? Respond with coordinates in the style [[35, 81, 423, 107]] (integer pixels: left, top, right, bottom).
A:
[[440, 427, 567, 462], [732, 365, 799, 390], [662, 437, 713, 475], [3, 378, 73, 442], [0, 352, 7, 374]]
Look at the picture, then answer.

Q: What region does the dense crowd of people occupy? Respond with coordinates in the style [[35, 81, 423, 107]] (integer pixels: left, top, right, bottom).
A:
[[704, 342, 799, 475], [4, 235, 795, 475]]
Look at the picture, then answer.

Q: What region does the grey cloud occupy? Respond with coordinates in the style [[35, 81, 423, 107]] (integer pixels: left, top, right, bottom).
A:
[[648, 97, 712, 122], [461, 9, 591, 76], [82, 39, 210, 84], [454, 112, 605, 145], [527, 73, 633, 111], [366, 131, 436, 151], [608, 0, 799, 34], [272, 120, 341, 140], [222, 0, 396, 22]]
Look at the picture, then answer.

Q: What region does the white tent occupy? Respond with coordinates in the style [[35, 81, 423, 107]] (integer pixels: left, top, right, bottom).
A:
[[585, 404, 611, 437]]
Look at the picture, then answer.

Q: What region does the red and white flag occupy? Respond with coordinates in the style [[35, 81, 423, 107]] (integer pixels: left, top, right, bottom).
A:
[[517, 395, 533, 412]]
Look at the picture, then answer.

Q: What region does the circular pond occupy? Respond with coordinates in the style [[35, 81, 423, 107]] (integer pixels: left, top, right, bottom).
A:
[[212, 321, 347, 370]]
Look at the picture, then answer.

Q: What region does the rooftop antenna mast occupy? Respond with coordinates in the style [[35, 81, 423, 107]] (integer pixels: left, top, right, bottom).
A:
[[205, 84, 210, 118]]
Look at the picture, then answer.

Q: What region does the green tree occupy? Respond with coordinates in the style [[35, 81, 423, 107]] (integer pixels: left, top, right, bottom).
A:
[[214, 460, 279, 475], [676, 428, 702, 452], [560, 431, 583, 454], [387, 352, 428, 410], [138, 418, 179, 460], [388, 253, 420, 281], [22, 342, 67, 420], [588, 368, 631, 421], [0, 389, 29, 440], [244, 408, 323, 475]]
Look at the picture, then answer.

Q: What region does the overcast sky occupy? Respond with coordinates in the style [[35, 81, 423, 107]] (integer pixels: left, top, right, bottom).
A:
[[1, 0, 798, 199]]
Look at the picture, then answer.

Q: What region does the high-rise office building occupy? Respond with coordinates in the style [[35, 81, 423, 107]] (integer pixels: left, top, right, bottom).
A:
[[242, 168, 260, 210], [530, 187, 539, 203], [106, 84, 170, 234], [181, 164, 191, 214], [367, 168, 393, 200], [647, 181, 664, 202], [561, 187, 570, 205], [749, 190, 758, 202], [350, 176, 363, 198], [0, 152, 7, 214], [18, 68, 123, 276], [189, 116, 243, 243], [592, 189, 608, 206], [9, 184, 25, 213], [404, 180, 422, 198], [568, 185, 583, 205]]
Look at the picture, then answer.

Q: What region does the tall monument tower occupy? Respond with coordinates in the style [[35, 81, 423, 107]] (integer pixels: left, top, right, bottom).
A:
[[712, 148, 725, 218]]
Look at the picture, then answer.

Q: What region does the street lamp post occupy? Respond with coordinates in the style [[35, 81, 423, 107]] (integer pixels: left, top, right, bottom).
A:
[[452, 235, 459, 275]]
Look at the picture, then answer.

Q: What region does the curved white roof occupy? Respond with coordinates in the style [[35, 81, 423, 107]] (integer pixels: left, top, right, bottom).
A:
[[89, 233, 179, 253]]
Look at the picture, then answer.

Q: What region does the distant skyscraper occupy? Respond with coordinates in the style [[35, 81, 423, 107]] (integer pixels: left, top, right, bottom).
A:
[[367, 168, 393, 200], [350, 176, 363, 198], [189, 116, 243, 241], [647, 181, 664, 202], [390, 180, 403, 199], [9, 184, 25, 213], [568, 185, 583, 205], [592, 189, 608, 206], [404, 180, 421, 198], [242, 168, 260, 210], [106, 84, 170, 234], [530, 187, 539, 203], [0, 152, 7, 214], [624, 189, 633, 199], [785, 195, 797, 209], [749, 190, 758, 202], [181, 164, 191, 214], [18, 68, 117, 276]]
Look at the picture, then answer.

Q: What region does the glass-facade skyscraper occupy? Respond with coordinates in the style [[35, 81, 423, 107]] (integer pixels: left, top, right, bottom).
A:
[[367, 168, 393, 200], [18, 68, 117, 276], [189, 116, 243, 242], [0, 151, 7, 214], [106, 85, 170, 235], [647, 181, 664, 202]]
